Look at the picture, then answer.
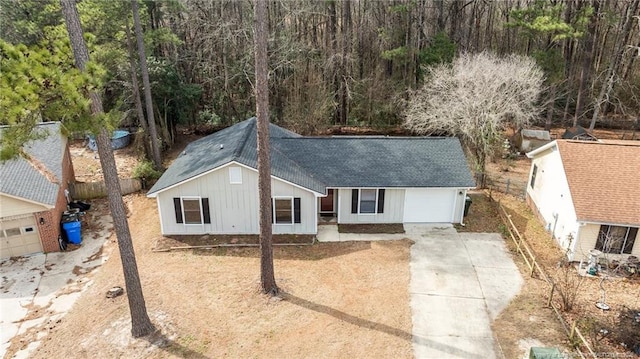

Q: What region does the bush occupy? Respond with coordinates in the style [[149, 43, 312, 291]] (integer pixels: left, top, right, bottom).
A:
[[133, 160, 162, 181]]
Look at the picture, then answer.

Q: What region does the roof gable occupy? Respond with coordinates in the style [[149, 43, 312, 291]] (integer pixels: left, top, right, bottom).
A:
[[0, 122, 65, 206], [557, 140, 640, 225], [147, 119, 475, 196]]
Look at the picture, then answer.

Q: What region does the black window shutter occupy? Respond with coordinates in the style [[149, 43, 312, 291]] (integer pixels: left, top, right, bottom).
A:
[[202, 198, 211, 224], [624, 227, 638, 254], [377, 189, 385, 213], [270, 199, 274, 223], [351, 189, 359, 213], [173, 198, 183, 223], [294, 198, 301, 223]]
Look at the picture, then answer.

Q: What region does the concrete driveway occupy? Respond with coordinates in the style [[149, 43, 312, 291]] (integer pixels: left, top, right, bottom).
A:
[[406, 224, 523, 359], [0, 210, 112, 359]]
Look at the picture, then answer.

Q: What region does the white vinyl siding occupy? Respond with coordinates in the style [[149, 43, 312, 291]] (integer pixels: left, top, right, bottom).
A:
[[527, 146, 579, 253], [0, 194, 49, 218]]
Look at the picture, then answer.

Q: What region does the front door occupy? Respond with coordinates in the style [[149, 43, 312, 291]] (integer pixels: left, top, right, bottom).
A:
[[320, 189, 335, 215]]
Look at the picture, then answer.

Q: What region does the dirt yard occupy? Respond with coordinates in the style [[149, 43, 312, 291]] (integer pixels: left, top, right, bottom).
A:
[[24, 193, 413, 358]]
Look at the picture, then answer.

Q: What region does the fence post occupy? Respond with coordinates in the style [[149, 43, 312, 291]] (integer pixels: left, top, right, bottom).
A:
[[570, 321, 576, 341], [505, 178, 511, 195], [547, 283, 555, 307], [530, 258, 536, 277]]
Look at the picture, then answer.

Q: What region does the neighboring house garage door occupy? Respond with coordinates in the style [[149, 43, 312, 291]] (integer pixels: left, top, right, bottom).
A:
[[403, 188, 456, 223], [0, 215, 42, 259]]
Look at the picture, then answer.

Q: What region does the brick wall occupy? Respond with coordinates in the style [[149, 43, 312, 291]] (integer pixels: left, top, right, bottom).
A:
[[36, 141, 76, 253]]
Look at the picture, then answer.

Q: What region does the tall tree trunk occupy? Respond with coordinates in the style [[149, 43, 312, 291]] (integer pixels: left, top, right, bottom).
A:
[[339, 0, 351, 125], [574, 0, 600, 126], [254, 0, 278, 296], [589, 0, 639, 130], [60, 0, 155, 338], [124, 21, 151, 159], [131, 0, 163, 170]]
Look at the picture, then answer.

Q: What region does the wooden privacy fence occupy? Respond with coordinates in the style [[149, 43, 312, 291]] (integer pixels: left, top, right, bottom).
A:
[[69, 178, 142, 200], [494, 194, 597, 359]]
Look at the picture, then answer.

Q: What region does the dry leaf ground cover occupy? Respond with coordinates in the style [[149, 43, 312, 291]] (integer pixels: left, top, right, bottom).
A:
[[28, 193, 413, 358]]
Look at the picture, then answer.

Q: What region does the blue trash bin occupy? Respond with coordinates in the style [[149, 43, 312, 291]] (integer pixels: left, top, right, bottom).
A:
[[62, 221, 82, 244]]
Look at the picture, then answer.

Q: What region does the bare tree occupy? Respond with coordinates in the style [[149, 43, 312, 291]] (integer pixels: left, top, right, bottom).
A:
[[254, 0, 278, 295], [131, 0, 163, 170], [60, 0, 155, 338], [404, 51, 545, 181], [589, 0, 640, 131]]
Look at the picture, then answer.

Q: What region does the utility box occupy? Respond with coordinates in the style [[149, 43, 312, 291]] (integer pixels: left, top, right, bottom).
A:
[[529, 347, 563, 359]]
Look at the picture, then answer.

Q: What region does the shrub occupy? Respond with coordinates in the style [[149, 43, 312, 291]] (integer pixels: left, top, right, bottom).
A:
[[133, 160, 162, 181]]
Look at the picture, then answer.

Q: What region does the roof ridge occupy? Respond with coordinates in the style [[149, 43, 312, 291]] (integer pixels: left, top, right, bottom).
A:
[[233, 119, 255, 159], [271, 141, 326, 186]]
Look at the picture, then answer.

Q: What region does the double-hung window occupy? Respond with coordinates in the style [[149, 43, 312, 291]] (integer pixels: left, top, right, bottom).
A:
[[272, 197, 301, 224], [596, 225, 638, 254], [173, 197, 211, 224], [351, 189, 385, 214]]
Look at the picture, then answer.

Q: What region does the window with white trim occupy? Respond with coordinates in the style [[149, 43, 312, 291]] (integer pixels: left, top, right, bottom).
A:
[[530, 164, 538, 188], [273, 198, 293, 224], [271, 197, 301, 224], [359, 189, 377, 214], [229, 167, 242, 184], [173, 197, 211, 225], [351, 189, 385, 214], [596, 225, 638, 254]]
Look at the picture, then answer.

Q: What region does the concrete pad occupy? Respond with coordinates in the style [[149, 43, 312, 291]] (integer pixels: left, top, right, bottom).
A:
[[411, 239, 473, 268], [413, 334, 497, 359], [411, 294, 493, 338], [0, 254, 46, 355], [410, 265, 483, 298], [0, 208, 113, 358], [404, 223, 457, 236], [316, 225, 340, 242], [475, 266, 524, 320], [409, 227, 523, 359], [462, 234, 517, 269]]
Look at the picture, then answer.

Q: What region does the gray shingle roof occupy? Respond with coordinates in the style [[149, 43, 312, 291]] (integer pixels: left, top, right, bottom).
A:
[[0, 122, 65, 206], [147, 118, 475, 196]]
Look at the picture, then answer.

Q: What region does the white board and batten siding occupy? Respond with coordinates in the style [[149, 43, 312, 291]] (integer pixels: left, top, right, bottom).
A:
[[403, 188, 465, 224], [155, 163, 317, 235], [337, 187, 465, 224], [338, 188, 405, 223]]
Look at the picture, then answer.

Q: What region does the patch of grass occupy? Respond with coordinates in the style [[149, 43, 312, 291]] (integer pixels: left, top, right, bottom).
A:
[[337, 223, 405, 234], [455, 192, 502, 233]]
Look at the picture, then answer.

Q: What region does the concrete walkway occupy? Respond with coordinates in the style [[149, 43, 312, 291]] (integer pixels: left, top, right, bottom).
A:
[[317, 224, 523, 359]]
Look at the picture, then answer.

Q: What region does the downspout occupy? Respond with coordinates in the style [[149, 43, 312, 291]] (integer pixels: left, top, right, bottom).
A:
[[459, 189, 467, 226]]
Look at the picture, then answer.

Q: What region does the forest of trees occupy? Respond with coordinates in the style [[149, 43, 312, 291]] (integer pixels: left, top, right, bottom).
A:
[[2, 0, 639, 145]]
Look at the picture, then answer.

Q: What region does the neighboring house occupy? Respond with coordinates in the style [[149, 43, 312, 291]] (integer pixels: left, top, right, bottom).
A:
[[526, 140, 640, 262], [147, 118, 475, 236], [0, 122, 75, 259], [512, 129, 552, 153], [562, 126, 597, 141]]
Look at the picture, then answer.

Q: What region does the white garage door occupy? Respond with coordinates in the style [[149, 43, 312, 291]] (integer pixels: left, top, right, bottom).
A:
[[0, 216, 43, 259], [403, 188, 456, 223]]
